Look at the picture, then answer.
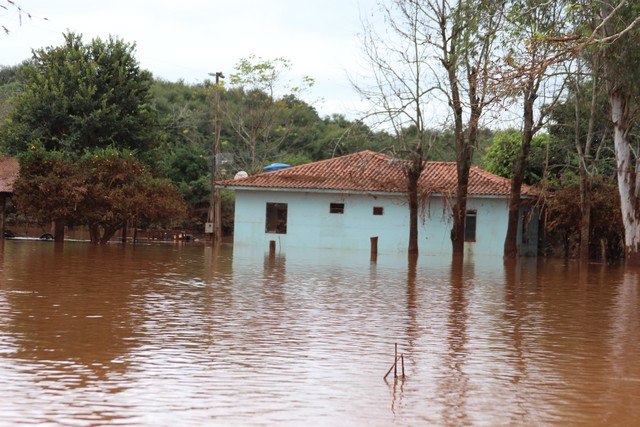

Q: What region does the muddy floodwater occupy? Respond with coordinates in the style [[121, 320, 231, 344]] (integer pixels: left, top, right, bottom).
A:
[[0, 240, 638, 426]]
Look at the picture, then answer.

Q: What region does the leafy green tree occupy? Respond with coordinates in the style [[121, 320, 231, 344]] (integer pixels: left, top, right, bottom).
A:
[[0, 33, 187, 241], [483, 129, 549, 185], [547, 77, 614, 176], [161, 143, 210, 207], [1, 32, 156, 156], [0, 63, 24, 126], [225, 55, 314, 173], [151, 79, 212, 152], [318, 115, 394, 160]]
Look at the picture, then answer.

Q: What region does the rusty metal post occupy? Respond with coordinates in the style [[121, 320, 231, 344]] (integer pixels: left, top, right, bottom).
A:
[[370, 236, 378, 262], [394, 342, 398, 378]]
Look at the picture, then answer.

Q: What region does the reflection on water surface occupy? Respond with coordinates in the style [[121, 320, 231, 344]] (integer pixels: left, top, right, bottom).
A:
[[0, 240, 639, 425]]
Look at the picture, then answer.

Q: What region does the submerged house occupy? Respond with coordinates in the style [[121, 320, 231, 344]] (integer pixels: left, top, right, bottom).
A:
[[219, 150, 539, 257]]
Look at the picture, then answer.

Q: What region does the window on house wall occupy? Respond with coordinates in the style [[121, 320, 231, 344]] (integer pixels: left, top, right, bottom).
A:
[[373, 206, 384, 215], [465, 210, 477, 242], [265, 203, 287, 234], [330, 203, 344, 214]]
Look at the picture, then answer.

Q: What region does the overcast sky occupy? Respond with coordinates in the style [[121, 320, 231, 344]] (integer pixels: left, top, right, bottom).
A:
[[1, 0, 381, 120]]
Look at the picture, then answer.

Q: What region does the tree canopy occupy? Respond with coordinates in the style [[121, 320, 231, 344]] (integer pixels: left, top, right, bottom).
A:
[[1, 32, 184, 242], [1, 32, 156, 156], [14, 146, 187, 243]]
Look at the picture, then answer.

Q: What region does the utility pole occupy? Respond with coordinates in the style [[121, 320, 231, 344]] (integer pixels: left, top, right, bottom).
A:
[[206, 71, 224, 244]]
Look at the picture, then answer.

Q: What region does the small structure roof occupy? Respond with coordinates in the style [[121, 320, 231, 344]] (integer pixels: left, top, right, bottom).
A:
[[219, 150, 537, 197], [0, 157, 19, 194]]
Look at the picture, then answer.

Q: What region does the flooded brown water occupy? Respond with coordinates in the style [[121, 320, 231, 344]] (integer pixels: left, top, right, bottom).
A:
[[0, 240, 638, 426]]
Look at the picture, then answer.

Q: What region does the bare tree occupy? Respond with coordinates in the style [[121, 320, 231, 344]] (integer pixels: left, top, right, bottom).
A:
[[500, 0, 569, 258], [354, 0, 437, 256], [425, 0, 505, 255], [356, 0, 505, 257], [570, 56, 607, 261]]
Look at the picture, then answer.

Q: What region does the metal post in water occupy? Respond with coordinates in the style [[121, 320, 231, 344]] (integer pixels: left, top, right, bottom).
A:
[[370, 236, 378, 262], [269, 240, 276, 257], [394, 343, 397, 378]]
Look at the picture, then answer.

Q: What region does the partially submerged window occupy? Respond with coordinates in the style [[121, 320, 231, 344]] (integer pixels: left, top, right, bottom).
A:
[[373, 206, 384, 216], [465, 210, 477, 242], [330, 203, 344, 214], [265, 203, 287, 234]]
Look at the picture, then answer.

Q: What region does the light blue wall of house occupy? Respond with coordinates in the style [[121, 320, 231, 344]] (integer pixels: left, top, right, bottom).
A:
[[232, 189, 538, 257]]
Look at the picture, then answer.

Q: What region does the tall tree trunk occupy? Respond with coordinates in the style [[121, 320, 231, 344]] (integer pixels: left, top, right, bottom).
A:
[[599, 0, 640, 265], [448, 65, 467, 256], [89, 223, 100, 244], [578, 59, 599, 262], [99, 222, 124, 244], [451, 155, 471, 255], [609, 91, 640, 265], [408, 169, 420, 256], [54, 219, 65, 243], [407, 145, 425, 256], [504, 86, 536, 258], [451, 66, 482, 256], [578, 169, 592, 260], [121, 220, 128, 243]]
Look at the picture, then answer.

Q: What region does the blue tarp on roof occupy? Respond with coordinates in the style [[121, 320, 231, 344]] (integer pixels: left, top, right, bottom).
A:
[[263, 163, 290, 172]]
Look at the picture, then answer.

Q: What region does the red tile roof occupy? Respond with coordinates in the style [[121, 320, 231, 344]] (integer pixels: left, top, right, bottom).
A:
[[219, 150, 537, 197], [0, 157, 19, 193]]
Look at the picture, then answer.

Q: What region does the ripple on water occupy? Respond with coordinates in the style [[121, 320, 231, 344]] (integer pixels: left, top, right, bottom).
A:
[[0, 242, 639, 425]]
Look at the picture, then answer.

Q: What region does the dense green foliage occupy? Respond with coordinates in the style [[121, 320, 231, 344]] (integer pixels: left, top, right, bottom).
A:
[[0, 33, 183, 241], [483, 129, 549, 185], [1, 33, 156, 156], [0, 64, 23, 124], [150, 77, 397, 217]]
